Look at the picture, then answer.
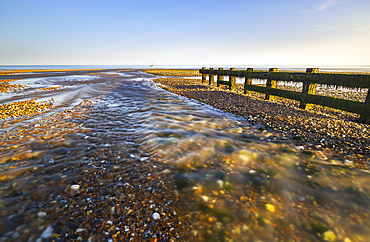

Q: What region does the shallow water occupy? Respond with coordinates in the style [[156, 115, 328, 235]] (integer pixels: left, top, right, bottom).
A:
[[1, 70, 370, 241]]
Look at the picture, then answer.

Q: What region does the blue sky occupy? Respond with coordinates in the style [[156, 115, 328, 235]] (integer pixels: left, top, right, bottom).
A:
[[1, 0, 369, 66]]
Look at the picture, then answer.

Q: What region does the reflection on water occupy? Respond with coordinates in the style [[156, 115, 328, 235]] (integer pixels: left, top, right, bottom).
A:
[[0, 70, 370, 241]]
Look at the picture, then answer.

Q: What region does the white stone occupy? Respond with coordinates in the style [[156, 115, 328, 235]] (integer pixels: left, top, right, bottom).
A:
[[158, 169, 171, 174], [344, 160, 354, 167], [40, 225, 53, 238], [201, 196, 209, 202], [152, 212, 160, 220], [71, 185, 80, 190], [38, 211, 47, 218], [217, 180, 224, 188]]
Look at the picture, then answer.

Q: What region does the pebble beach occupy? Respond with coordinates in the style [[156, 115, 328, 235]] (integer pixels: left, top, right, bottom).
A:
[[0, 68, 370, 242]]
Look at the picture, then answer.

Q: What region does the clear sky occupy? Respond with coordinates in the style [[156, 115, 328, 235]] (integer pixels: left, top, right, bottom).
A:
[[1, 0, 369, 66]]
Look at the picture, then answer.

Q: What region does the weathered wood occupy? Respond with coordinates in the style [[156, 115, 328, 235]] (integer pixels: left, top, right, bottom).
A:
[[244, 68, 254, 95], [200, 69, 370, 88], [209, 68, 215, 85], [201, 67, 207, 84], [299, 68, 318, 109], [244, 78, 252, 94], [229, 68, 236, 90], [360, 91, 370, 123], [244, 84, 365, 114], [217, 80, 229, 86], [217, 68, 224, 87], [199, 67, 370, 123], [266, 68, 278, 100]]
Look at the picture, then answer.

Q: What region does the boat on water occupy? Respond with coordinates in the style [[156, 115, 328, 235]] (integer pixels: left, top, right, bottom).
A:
[[150, 59, 156, 68]]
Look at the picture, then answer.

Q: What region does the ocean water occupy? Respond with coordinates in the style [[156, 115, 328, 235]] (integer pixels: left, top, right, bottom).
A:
[[0, 65, 201, 71], [1, 65, 370, 72], [0, 65, 149, 70]]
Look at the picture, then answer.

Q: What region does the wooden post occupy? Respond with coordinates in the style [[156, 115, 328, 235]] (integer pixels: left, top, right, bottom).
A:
[[266, 68, 278, 100], [360, 91, 370, 123], [201, 67, 207, 84], [299, 68, 319, 109], [209, 68, 215, 85], [244, 68, 254, 94], [217, 68, 224, 87], [229, 68, 236, 90]]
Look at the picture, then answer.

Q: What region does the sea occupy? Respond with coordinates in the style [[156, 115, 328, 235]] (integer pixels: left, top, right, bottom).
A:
[[1, 65, 370, 72]]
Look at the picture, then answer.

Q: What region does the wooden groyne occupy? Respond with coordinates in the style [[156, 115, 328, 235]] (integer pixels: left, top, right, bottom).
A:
[[200, 67, 370, 123]]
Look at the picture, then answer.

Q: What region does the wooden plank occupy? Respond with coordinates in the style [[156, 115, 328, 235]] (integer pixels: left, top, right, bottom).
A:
[[200, 69, 370, 88], [229, 68, 236, 90], [299, 68, 318, 109], [201, 67, 207, 84], [266, 68, 278, 100], [360, 91, 370, 123], [217, 80, 229, 86], [217, 68, 224, 87], [244, 84, 365, 114]]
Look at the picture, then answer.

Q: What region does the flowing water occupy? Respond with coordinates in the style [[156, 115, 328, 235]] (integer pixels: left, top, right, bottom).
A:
[[1, 70, 370, 241]]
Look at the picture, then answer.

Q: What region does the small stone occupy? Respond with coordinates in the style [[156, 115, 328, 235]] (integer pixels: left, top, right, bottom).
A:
[[159, 169, 171, 174], [201, 196, 209, 202], [71, 185, 80, 190], [76, 228, 86, 233], [152, 212, 160, 220], [344, 160, 354, 167], [38, 211, 47, 218], [323, 230, 336, 241], [217, 180, 224, 188], [266, 204, 275, 212], [12, 232, 19, 239], [40, 225, 53, 238], [240, 196, 248, 201]]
